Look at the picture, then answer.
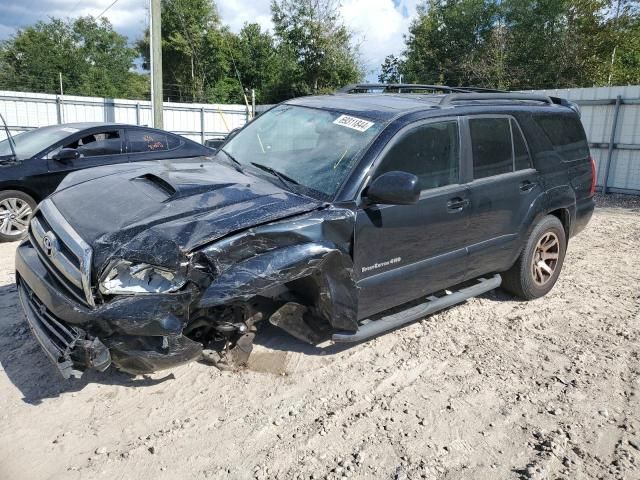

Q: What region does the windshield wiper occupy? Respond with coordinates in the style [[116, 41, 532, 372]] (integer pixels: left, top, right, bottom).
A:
[[218, 148, 244, 172], [250, 162, 300, 189], [0, 113, 17, 161]]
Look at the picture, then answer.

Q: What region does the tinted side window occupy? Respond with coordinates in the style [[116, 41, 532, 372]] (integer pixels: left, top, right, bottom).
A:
[[470, 118, 513, 179], [534, 114, 589, 161], [128, 130, 182, 153], [512, 119, 532, 170], [63, 131, 122, 157], [376, 121, 459, 190]]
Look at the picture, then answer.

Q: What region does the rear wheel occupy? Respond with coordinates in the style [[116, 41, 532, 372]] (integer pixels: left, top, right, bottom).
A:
[[0, 190, 36, 242], [502, 215, 567, 300]]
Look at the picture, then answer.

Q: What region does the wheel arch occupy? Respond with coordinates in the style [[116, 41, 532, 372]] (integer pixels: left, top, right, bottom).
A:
[[0, 184, 42, 203], [547, 207, 571, 241]]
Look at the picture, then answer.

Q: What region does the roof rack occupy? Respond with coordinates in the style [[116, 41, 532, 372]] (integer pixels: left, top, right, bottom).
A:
[[440, 92, 554, 106], [337, 83, 506, 94], [337, 83, 569, 111]]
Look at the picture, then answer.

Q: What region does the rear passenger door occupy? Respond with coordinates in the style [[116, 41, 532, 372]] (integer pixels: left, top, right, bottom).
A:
[[354, 119, 470, 319], [463, 116, 541, 279]]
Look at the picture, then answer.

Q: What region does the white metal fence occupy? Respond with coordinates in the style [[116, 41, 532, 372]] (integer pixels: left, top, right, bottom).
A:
[[529, 86, 640, 195], [1, 87, 639, 194], [0, 90, 249, 145]]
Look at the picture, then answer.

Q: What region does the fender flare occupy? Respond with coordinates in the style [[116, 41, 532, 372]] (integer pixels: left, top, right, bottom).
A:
[[507, 185, 576, 266]]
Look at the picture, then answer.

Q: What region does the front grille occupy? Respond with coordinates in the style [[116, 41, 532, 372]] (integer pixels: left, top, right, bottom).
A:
[[19, 279, 83, 362], [28, 199, 95, 307]]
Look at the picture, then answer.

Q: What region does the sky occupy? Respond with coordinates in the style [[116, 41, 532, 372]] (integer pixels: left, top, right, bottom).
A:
[[0, 0, 420, 81]]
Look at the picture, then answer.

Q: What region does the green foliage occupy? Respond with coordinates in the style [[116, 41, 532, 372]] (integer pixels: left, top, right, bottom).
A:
[[0, 0, 362, 105], [398, 0, 640, 89], [0, 17, 147, 99], [270, 0, 363, 96], [402, 0, 499, 86], [605, 1, 640, 85], [135, 0, 363, 104], [234, 23, 278, 104], [379, 55, 403, 83], [137, 0, 225, 102]]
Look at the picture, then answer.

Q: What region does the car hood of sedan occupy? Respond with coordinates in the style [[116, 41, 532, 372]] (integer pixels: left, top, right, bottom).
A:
[[49, 157, 323, 271]]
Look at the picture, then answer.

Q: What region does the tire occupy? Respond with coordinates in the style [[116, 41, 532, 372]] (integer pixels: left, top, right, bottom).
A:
[[502, 215, 567, 300], [0, 190, 37, 242]]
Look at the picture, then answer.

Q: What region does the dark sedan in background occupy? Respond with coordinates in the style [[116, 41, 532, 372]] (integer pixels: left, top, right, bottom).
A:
[[0, 122, 212, 241]]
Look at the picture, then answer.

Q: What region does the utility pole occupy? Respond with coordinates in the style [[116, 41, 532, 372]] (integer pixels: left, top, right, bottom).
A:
[[251, 89, 256, 119], [150, 0, 163, 129], [58, 72, 65, 123]]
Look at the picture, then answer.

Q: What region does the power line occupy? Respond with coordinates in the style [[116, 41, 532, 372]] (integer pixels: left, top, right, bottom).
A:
[[97, 0, 121, 19], [66, 0, 84, 16]]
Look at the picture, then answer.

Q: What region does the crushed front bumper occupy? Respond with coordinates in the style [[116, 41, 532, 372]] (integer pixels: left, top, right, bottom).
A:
[[17, 279, 111, 379], [15, 240, 203, 378]]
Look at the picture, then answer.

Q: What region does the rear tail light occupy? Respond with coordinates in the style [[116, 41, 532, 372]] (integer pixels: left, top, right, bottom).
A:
[[589, 156, 596, 196]]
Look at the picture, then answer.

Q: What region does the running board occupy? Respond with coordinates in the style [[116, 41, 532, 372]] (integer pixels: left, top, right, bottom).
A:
[[332, 274, 502, 343]]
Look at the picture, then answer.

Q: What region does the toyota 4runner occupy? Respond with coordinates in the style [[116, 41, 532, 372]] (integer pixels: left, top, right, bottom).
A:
[[15, 86, 595, 378]]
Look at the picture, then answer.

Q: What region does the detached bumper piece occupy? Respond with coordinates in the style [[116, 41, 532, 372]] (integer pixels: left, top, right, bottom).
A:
[[17, 279, 111, 379], [106, 334, 202, 375]]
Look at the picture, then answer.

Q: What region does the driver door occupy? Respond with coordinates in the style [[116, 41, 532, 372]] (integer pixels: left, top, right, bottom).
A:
[[354, 119, 470, 319], [46, 128, 127, 189]]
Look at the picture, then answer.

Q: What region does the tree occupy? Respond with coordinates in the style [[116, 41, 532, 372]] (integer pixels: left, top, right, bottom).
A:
[[402, 0, 499, 86], [234, 23, 278, 103], [0, 17, 146, 98], [137, 1, 272, 105], [137, 0, 223, 102], [399, 0, 640, 89], [603, 0, 640, 84], [378, 55, 402, 83], [270, 0, 363, 95]]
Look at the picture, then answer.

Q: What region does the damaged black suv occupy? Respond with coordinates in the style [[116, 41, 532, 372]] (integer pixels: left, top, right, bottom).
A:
[[16, 86, 595, 378]]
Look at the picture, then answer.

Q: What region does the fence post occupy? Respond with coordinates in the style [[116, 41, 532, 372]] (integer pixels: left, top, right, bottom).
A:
[[200, 107, 205, 145], [602, 95, 622, 194], [135, 103, 141, 126], [55, 96, 63, 124]]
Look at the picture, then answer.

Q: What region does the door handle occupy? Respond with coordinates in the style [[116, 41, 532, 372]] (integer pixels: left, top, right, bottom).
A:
[[447, 197, 469, 211], [520, 180, 537, 192]]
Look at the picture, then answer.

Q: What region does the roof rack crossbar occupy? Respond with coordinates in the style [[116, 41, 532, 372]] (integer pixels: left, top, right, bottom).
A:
[[440, 92, 554, 106]]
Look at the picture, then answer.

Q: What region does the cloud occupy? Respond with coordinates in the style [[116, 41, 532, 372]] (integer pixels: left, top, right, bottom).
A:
[[0, 0, 147, 42], [0, 0, 420, 80], [341, 0, 414, 79], [217, 0, 272, 33]]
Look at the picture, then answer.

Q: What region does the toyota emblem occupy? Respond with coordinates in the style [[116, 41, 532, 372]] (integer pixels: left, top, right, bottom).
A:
[[42, 233, 55, 257]]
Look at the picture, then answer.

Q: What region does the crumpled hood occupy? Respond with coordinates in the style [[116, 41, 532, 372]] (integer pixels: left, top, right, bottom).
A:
[[49, 158, 322, 272]]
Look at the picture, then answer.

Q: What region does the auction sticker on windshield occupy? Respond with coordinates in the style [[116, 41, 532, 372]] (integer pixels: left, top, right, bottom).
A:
[[333, 115, 375, 132]]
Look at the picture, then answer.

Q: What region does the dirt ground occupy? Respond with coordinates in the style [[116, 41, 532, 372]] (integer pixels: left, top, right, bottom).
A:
[[0, 194, 639, 480]]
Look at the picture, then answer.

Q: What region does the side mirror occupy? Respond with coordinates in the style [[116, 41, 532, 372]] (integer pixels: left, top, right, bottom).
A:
[[53, 148, 79, 163], [366, 171, 420, 206]]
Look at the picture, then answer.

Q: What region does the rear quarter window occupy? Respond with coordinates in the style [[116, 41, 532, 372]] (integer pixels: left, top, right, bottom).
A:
[[534, 114, 589, 161], [128, 130, 182, 153]]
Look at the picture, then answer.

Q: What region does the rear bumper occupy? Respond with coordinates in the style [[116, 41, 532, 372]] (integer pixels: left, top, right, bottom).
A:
[[572, 196, 595, 237], [15, 240, 202, 378]]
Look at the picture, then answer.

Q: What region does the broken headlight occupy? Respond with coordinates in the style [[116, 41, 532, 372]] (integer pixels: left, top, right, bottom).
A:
[[99, 261, 186, 295]]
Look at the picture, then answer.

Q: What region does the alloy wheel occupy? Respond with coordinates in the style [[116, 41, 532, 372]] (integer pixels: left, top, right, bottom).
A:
[[0, 197, 33, 237], [531, 231, 560, 286]]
